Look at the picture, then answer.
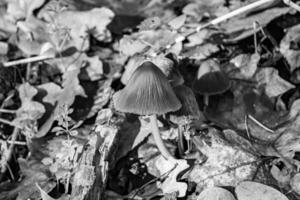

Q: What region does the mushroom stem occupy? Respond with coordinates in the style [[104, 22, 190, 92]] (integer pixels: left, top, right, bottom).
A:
[[204, 95, 209, 106], [150, 114, 176, 161], [178, 125, 185, 157]]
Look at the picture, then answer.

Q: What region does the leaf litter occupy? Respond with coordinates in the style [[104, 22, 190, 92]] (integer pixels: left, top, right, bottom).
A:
[[1, 0, 300, 200]]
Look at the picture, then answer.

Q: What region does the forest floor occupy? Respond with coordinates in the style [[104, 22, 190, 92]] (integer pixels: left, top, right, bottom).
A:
[[1, 0, 300, 199]]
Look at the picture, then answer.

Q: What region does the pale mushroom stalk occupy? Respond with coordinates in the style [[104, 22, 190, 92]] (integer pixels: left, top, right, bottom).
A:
[[203, 95, 209, 106], [150, 115, 174, 160]]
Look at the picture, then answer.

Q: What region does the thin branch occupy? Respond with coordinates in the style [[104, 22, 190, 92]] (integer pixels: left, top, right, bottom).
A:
[[6, 140, 26, 145], [248, 114, 274, 133], [160, 0, 276, 52], [253, 22, 258, 54], [283, 0, 300, 12], [0, 109, 17, 114], [0, 118, 16, 127], [3, 55, 55, 68]]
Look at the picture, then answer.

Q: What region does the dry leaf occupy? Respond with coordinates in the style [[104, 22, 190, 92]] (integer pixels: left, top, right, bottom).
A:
[[230, 53, 260, 79], [182, 43, 219, 60], [156, 157, 189, 197], [50, 7, 114, 51], [255, 68, 295, 98], [235, 181, 289, 200], [6, 0, 46, 21], [290, 173, 300, 195], [36, 183, 55, 200], [185, 29, 210, 47], [13, 83, 45, 128], [197, 187, 236, 200], [188, 128, 257, 188], [138, 16, 162, 31], [280, 24, 300, 72], [37, 83, 62, 105], [270, 165, 291, 187], [168, 15, 186, 30], [118, 36, 148, 56]]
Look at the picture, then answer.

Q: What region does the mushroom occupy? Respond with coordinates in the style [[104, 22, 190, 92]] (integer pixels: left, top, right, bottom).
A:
[[192, 59, 230, 106], [169, 84, 205, 156], [113, 61, 181, 160]]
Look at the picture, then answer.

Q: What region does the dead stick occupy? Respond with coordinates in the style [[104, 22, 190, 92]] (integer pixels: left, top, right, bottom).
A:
[[3, 55, 54, 68], [162, 0, 276, 51], [283, 0, 300, 12]]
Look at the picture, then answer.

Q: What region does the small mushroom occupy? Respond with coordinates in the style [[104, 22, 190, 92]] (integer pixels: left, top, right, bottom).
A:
[[113, 61, 181, 160], [193, 59, 230, 106]]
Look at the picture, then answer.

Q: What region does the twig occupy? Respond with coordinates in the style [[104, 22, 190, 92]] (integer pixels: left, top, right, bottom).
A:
[[3, 55, 55, 68], [253, 22, 258, 54], [5, 163, 15, 181], [283, 0, 300, 12], [160, 0, 276, 53], [248, 114, 274, 133], [0, 118, 16, 127], [0, 109, 17, 114], [7, 140, 26, 145]]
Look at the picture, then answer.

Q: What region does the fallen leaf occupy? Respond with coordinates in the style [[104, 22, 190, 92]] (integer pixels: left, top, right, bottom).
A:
[[280, 24, 300, 72], [182, 43, 219, 60], [36, 183, 55, 200], [12, 83, 45, 130], [50, 7, 114, 51], [37, 83, 62, 105], [185, 29, 211, 48], [168, 15, 186, 30], [197, 187, 236, 200], [270, 165, 291, 187], [255, 68, 295, 98], [230, 53, 260, 79], [138, 16, 162, 31], [80, 54, 104, 81], [156, 157, 189, 197], [188, 128, 257, 188], [118, 35, 148, 56], [235, 181, 289, 200], [290, 173, 300, 195], [6, 0, 46, 21], [13, 17, 50, 56], [0, 158, 55, 200]]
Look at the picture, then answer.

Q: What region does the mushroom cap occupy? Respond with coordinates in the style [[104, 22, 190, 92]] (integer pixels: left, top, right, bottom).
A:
[[193, 71, 230, 95], [193, 60, 230, 95], [113, 61, 181, 115]]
